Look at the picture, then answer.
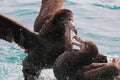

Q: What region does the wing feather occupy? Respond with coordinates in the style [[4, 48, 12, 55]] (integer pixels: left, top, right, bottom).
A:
[[0, 14, 38, 49], [34, 0, 64, 32]]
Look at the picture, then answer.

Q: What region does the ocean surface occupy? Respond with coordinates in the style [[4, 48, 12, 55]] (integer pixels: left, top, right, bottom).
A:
[[0, 0, 120, 80]]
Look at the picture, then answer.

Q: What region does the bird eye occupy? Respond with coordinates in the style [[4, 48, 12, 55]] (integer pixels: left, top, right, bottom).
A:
[[69, 18, 73, 21]]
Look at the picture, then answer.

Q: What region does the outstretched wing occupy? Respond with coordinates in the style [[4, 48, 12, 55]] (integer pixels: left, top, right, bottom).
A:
[[34, 0, 64, 32], [0, 14, 38, 49]]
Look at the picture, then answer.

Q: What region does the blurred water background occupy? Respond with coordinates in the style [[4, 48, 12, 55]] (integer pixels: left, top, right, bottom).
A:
[[0, 0, 120, 80]]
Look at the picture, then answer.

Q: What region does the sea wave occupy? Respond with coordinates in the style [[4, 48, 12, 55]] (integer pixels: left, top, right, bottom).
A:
[[93, 3, 120, 10]]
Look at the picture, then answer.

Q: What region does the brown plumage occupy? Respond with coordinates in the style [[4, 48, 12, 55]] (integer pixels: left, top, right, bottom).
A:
[[0, 0, 78, 79], [53, 36, 99, 80], [79, 56, 120, 80], [94, 53, 108, 63], [0, 9, 76, 80], [78, 63, 119, 80], [34, 0, 64, 32], [53, 36, 120, 80]]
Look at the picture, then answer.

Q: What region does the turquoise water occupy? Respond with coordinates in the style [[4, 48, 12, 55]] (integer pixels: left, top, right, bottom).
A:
[[0, 0, 120, 79]]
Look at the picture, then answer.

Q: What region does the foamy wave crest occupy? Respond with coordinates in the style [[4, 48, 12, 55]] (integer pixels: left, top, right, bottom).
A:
[[93, 3, 120, 10], [0, 63, 23, 80]]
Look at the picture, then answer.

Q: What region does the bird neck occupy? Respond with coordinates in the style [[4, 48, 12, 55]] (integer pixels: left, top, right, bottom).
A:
[[39, 21, 66, 41]]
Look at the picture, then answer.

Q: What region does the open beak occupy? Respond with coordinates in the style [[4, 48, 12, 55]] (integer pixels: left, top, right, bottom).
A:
[[72, 36, 85, 49], [65, 20, 77, 42], [72, 36, 84, 43], [72, 42, 82, 48], [67, 20, 77, 35]]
